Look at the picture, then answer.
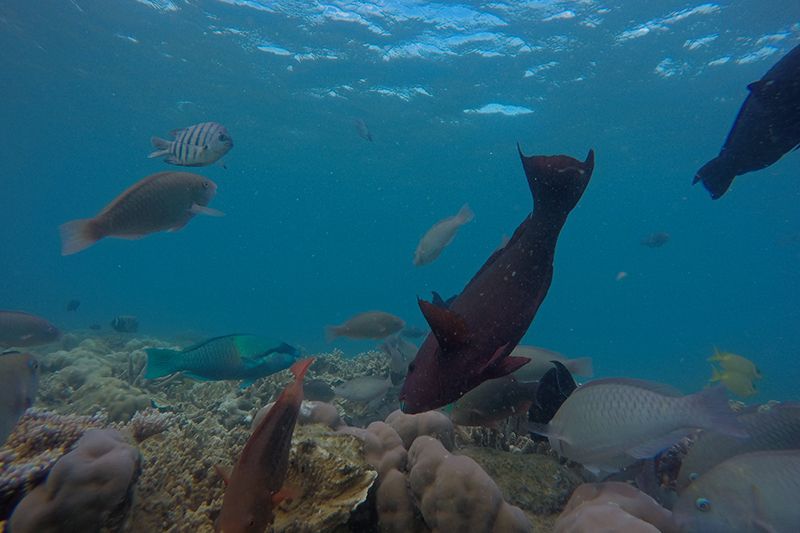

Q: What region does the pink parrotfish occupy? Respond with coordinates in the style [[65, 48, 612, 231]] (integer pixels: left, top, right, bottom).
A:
[[399, 145, 595, 413], [216, 357, 315, 533]]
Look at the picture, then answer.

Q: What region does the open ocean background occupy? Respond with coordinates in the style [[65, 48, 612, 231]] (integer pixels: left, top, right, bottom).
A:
[[1, 0, 798, 400]]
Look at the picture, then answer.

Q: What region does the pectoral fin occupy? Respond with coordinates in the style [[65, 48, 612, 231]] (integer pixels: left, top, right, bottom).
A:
[[189, 204, 225, 217]]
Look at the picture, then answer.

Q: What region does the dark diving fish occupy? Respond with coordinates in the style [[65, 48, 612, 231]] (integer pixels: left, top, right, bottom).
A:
[[399, 146, 594, 413], [694, 43, 800, 199], [216, 357, 314, 533], [144, 334, 301, 386]]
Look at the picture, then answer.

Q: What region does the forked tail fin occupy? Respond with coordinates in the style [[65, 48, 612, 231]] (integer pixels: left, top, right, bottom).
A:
[[694, 156, 736, 199], [517, 146, 595, 220]]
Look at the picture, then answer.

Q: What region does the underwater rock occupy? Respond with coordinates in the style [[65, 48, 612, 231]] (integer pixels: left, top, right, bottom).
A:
[[554, 482, 674, 533], [461, 446, 583, 515], [385, 409, 454, 451], [407, 436, 532, 533], [338, 421, 407, 479], [8, 428, 141, 533], [376, 468, 430, 533], [0, 410, 107, 520]]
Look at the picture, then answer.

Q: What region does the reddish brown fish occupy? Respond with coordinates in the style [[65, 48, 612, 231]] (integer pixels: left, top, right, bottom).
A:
[[217, 357, 315, 533], [59, 171, 223, 255], [0, 311, 60, 348], [400, 146, 594, 413]]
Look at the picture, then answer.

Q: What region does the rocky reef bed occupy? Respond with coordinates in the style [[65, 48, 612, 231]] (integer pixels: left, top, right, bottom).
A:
[[0, 334, 587, 532]]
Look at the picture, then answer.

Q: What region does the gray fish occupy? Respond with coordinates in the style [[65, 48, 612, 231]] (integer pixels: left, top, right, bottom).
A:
[[641, 231, 670, 248], [304, 379, 336, 403], [530, 378, 746, 475], [59, 171, 223, 255], [379, 335, 418, 378], [0, 351, 39, 445], [354, 118, 373, 142], [110, 315, 139, 333], [325, 311, 405, 341], [334, 375, 391, 403], [677, 402, 800, 489], [413, 203, 474, 266], [672, 450, 800, 533], [450, 375, 538, 427], [149, 121, 233, 167], [511, 345, 593, 381], [0, 311, 61, 348], [66, 299, 80, 312]]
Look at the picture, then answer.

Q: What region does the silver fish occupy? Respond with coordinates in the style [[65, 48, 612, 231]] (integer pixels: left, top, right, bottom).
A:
[[334, 375, 392, 403], [672, 450, 800, 533], [511, 345, 593, 380], [450, 375, 538, 427], [0, 351, 39, 445], [413, 203, 474, 266], [149, 121, 233, 167], [677, 402, 800, 489], [531, 378, 746, 475], [379, 335, 418, 378]]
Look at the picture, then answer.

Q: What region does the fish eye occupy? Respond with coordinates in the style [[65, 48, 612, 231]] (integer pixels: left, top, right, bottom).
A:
[[202, 181, 209, 189], [695, 497, 711, 512], [408, 362, 416, 373], [219, 134, 227, 141], [689, 472, 699, 481]]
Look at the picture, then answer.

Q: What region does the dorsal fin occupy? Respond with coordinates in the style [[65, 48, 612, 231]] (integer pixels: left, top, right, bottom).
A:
[[418, 298, 469, 354]]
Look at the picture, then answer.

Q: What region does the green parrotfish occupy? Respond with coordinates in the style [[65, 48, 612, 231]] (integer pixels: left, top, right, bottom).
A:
[[144, 335, 301, 386]]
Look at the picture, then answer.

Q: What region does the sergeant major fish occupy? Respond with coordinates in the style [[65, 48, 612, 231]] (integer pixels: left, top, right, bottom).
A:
[[145, 335, 300, 386], [217, 357, 314, 533], [149, 121, 233, 167], [413, 203, 475, 266], [0, 351, 39, 445], [59, 171, 223, 255]]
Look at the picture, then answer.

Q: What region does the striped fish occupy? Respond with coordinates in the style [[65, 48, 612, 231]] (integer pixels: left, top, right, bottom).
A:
[[149, 121, 233, 167]]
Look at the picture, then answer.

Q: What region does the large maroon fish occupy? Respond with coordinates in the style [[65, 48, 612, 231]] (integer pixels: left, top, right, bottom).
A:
[[400, 146, 594, 413], [0, 311, 60, 348], [217, 357, 314, 533], [59, 171, 223, 255], [694, 43, 800, 199]]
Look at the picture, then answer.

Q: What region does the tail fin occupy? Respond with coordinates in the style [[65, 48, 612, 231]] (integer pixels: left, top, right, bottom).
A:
[[148, 137, 171, 158], [59, 219, 101, 256], [456, 203, 475, 224], [517, 145, 594, 220], [693, 156, 736, 200], [689, 385, 748, 438], [567, 356, 594, 378], [144, 347, 182, 379], [324, 326, 338, 343]]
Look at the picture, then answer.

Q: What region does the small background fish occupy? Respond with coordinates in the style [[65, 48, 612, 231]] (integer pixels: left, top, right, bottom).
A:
[[413, 203, 474, 266], [149, 121, 233, 167]]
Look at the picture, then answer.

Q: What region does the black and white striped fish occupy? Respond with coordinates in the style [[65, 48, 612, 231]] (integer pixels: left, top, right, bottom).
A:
[[149, 121, 233, 167]]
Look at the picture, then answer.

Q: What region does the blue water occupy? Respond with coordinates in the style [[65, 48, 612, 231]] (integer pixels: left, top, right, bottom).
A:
[[2, 0, 798, 399]]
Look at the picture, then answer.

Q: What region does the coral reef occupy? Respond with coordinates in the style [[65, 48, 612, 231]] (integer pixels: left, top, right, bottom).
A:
[[8, 429, 141, 533], [123, 408, 178, 443], [554, 482, 674, 533], [0, 410, 106, 520], [407, 436, 531, 533], [385, 409, 455, 451]]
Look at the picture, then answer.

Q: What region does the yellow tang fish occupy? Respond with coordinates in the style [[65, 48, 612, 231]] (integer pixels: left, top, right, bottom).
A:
[[710, 366, 758, 398], [708, 349, 762, 380]]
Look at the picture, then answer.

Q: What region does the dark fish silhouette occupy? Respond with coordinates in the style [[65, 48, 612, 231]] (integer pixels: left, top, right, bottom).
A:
[[694, 44, 800, 199], [66, 299, 80, 312], [640, 232, 670, 248], [528, 360, 577, 429], [354, 118, 373, 141], [400, 146, 594, 413]]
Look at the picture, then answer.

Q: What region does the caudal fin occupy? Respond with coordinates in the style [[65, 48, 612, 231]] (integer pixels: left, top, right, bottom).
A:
[[144, 347, 182, 379], [517, 145, 594, 220], [694, 156, 736, 200], [456, 203, 475, 224], [689, 385, 748, 438], [148, 136, 171, 158], [59, 219, 101, 256]]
